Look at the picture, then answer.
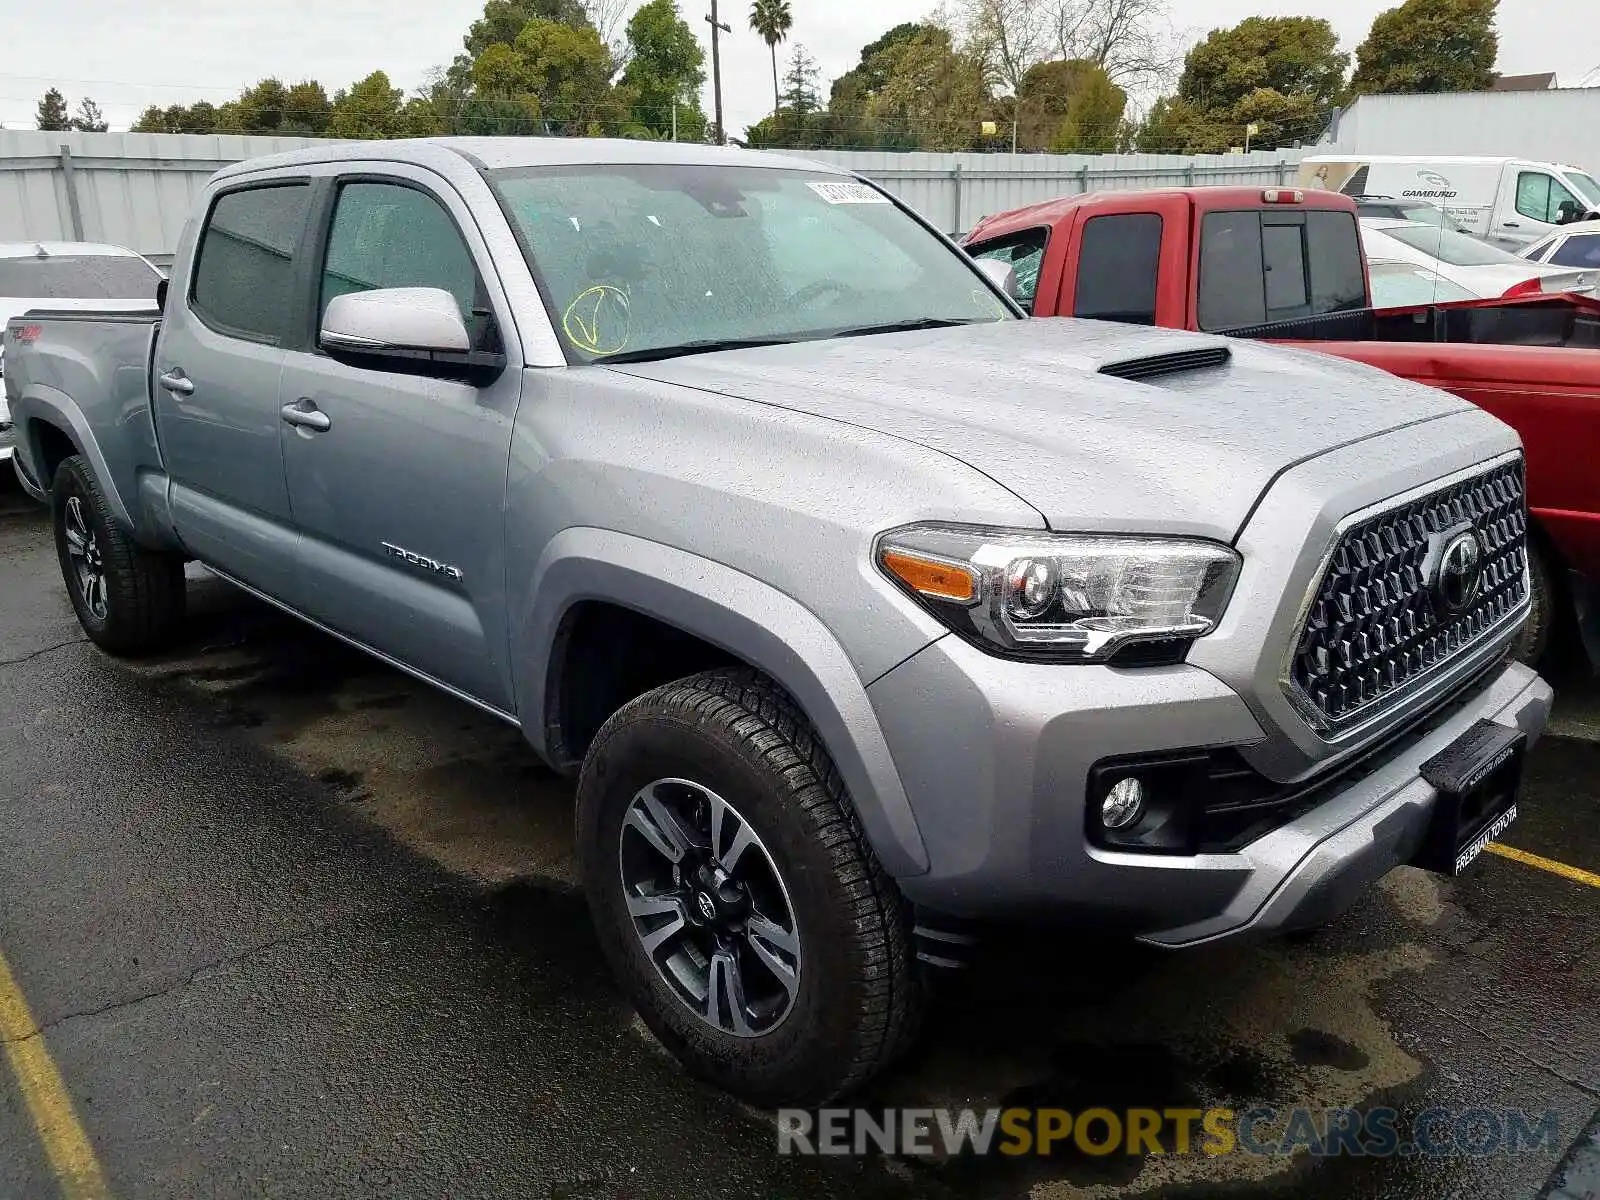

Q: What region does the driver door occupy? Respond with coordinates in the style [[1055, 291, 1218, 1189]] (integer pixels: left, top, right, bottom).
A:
[[277, 170, 523, 713]]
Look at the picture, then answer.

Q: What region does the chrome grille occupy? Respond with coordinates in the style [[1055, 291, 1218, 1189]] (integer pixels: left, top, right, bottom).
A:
[[1287, 460, 1528, 734]]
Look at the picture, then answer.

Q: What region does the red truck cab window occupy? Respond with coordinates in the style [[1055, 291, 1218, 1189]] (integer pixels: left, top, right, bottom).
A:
[[1073, 214, 1162, 324]]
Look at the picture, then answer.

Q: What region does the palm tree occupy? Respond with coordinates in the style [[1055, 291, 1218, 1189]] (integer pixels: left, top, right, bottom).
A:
[[749, 0, 794, 119]]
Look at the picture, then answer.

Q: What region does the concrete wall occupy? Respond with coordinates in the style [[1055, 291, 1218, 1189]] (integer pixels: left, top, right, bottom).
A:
[[1319, 90, 1600, 172]]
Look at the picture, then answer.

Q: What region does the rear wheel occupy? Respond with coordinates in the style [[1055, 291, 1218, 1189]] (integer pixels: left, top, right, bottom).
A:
[[577, 668, 923, 1106], [51, 455, 185, 654]]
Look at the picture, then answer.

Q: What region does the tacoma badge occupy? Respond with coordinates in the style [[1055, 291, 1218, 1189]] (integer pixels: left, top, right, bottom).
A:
[[381, 542, 464, 582]]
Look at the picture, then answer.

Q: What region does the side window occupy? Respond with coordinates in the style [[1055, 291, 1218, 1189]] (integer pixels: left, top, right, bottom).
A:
[[1198, 212, 1266, 330], [1524, 235, 1559, 262], [1515, 172, 1577, 224], [969, 229, 1048, 311], [320, 182, 487, 344], [190, 183, 312, 343], [1551, 235, 1600, 268], [1074, 214, 1161, 324]]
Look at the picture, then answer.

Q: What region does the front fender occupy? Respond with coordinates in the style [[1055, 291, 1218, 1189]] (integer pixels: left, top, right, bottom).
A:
[[14, 383, 131, 527], [512, 527, 932, 878]]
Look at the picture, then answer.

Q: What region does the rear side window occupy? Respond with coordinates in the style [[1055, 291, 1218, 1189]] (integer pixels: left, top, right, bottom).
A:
[[191, 183, 311, 343], [1549, 234, 1600, 268], [1198, 209, 1366, 331], [968, 228, 1048, 311], [1074, 214, 1161, 323]]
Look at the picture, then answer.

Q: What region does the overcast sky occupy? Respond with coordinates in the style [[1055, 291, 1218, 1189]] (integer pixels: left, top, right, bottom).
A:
[[0, 0, 1594, 138]]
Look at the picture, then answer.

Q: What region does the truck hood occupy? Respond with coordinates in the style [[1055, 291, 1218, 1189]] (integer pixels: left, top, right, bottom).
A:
[[606, 319, 1473, 541]]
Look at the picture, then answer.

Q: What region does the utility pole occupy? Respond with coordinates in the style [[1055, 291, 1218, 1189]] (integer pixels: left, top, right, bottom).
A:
[[705, 0, 731, 145]]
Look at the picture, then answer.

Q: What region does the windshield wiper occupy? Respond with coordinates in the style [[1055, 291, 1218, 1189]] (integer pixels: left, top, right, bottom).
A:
[[592, 336, 799, 365], [828, 317, 994, 339]]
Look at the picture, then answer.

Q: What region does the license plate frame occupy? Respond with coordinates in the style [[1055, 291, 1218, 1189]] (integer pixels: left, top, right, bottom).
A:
[[1413, 719, 1526, 876]]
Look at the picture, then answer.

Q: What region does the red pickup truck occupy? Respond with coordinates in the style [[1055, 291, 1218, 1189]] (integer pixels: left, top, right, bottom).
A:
[[964, 187, 1600, 671]]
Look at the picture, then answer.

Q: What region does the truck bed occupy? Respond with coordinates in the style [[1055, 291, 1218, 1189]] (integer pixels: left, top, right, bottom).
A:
[[2, 308, 163, 509]]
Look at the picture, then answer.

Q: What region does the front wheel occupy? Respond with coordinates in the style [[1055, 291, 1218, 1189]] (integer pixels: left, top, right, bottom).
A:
[[1513, 539, 1553, 668], [577, 668, 923, 1106], [51, 455, 186, 654]]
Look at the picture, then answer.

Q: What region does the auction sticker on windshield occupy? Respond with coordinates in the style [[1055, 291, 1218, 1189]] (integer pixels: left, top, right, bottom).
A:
[[808, 181, 891, 205]]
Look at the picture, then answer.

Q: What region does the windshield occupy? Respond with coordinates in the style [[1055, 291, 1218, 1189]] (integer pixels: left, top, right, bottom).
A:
[[1399, 204, 1465, 232], [489, 164, 1011, 362], [1378, 224, 1527, 267], [0, 254, 160, 300], [1566, 172, 1600, 206], [1368, 261, 1477, 308]]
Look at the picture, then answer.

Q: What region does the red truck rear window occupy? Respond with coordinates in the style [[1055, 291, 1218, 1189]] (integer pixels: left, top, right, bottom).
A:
[[1197, 209, 1366, 332]]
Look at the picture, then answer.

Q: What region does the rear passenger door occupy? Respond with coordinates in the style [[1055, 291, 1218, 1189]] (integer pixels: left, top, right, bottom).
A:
[[277, 170, 523, 713], [156, 178, 313, 590]]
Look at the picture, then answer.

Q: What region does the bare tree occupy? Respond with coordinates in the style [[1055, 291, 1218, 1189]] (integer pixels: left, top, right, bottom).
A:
[[586, 0, 638, 63], [961, 0, 1052, 95], [1048, 0, 1176, 89]]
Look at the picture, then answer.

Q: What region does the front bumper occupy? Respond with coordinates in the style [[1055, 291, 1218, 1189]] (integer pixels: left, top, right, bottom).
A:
[[866, 634, 1551, 945]]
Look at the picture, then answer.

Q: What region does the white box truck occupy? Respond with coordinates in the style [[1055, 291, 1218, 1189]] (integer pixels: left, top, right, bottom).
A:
[[1298, 155, 1600, 249]]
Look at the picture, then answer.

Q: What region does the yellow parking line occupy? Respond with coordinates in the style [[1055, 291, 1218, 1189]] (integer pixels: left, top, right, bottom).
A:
[[0, 948, 109, 1200], [1486, 842, 1600, 890]]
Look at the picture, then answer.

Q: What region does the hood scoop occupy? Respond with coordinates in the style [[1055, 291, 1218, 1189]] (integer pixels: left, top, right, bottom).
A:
[[1097, 344, 1232, 382]]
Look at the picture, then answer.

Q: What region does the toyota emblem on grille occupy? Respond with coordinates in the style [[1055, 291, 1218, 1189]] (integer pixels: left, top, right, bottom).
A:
[[1434, 531, 1483, 612]]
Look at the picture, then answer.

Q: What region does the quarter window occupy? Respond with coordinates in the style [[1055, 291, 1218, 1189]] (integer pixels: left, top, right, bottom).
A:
[[321, 182, 485, 345], [1074, 214, 1161, 323], [190, 183, 312, 342]]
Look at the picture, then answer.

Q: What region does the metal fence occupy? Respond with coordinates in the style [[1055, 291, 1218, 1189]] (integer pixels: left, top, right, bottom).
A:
[[0, 130, 1310, 259], [775, 149, 1309, 234]]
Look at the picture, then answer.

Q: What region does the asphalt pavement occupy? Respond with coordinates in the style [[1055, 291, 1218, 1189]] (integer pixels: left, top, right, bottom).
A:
[[2, 468, 1598, 1200]]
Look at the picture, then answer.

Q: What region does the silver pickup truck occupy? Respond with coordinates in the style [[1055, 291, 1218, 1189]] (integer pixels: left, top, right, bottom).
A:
[[3, 138, 1553, 1105]]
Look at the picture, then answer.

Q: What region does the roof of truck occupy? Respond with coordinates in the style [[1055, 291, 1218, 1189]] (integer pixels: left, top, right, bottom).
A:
[[963, 186, 1356, 245], [213, 137, 850, 180]]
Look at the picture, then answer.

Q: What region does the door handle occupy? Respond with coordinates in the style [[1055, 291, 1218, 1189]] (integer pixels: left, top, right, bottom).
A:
[[1502, 221, 1521, 228], [158, 369, 195, 396], [280, 400, 331, 433]]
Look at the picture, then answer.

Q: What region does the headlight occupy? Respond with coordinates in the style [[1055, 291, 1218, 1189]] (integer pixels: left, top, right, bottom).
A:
[[876, 523, 1241, 663]]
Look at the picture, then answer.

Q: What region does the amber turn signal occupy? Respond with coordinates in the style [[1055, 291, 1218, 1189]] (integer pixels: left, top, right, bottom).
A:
[[881, 550, 978, 604]]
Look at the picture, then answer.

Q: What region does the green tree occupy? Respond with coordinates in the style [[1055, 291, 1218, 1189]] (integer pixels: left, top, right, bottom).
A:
[[1049, 64, 1126, 152], [623, 0, 707, 138], [328, 71, 406, 138], [1350, 0, 1498, 94], [283, 81, 333, 134], [515, 17, 629, 134], [748, 0, 794, 120], [869, 28, 990, 152], [35, 88, 71, 131], [1178, 17, 1346, 115], [464, 0, 589, 57]]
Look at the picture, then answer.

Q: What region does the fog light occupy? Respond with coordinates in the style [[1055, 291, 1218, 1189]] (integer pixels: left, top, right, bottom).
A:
[[1101, 778, 1145, 829]]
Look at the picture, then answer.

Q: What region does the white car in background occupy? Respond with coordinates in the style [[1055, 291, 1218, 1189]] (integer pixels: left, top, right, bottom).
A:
[[0, 242, 163, 470], [1360, 218, 1596, 305], [1520, 226, 1600, 270]]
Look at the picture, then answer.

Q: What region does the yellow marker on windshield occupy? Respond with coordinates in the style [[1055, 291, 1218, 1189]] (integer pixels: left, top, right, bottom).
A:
[[563, 285, 631, 356]]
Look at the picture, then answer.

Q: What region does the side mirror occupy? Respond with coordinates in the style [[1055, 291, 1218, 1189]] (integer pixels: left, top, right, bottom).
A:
[[155, 277, 168, 311], [322, 287, 471, 353], [974, 257, 1020, 300]]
